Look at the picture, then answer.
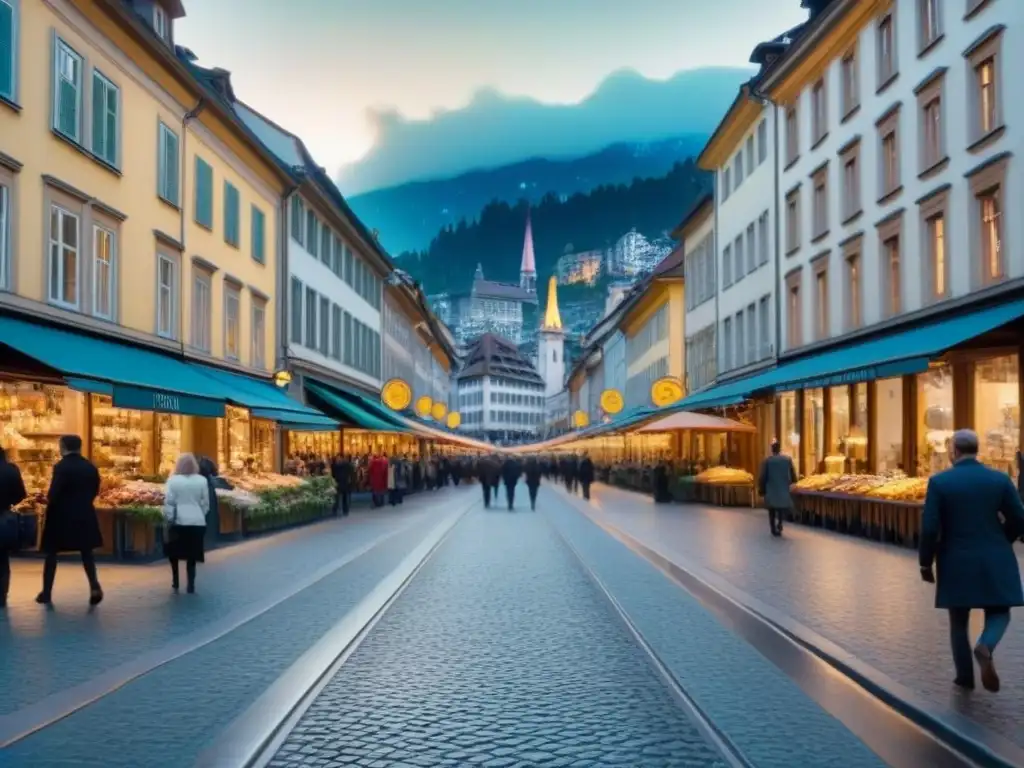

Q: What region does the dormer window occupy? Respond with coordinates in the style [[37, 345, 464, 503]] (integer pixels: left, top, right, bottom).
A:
[[153, 5, 168, 40]]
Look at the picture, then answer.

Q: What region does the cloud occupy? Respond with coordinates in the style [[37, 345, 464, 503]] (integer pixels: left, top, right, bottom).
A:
[[337, 67, 753, 195]]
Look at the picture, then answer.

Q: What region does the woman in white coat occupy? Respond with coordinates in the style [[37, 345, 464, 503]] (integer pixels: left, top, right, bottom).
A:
[[163, 453, 209, 593]]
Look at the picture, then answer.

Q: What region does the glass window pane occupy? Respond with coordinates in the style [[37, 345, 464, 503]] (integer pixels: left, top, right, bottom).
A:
[[974, 354, 1019, 479], [915, 365, 953, 476]]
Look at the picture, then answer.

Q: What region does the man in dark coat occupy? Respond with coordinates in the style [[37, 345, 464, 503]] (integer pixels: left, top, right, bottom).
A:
[[920, 429, 1024, 693], [758, 440, 797, 537], [524, 456, 542, 511], [331, 454, 353, 516], [0, 447, 28, 607], [198, 455, 222, 547], [501, 456, 522, 511], [479, 455, 499, 508], [578, 453, 595, 500], [38, 435, 104, 605]]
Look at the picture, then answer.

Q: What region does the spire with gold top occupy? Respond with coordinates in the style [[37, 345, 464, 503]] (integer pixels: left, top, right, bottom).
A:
[[542, 275, 562, 331], [520, 210, 537, 293]]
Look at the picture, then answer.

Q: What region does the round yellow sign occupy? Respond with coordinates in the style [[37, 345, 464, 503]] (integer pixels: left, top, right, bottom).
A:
[[381, 379, 412, 411], [573, 410, 590, 428], [446, 412, 461, 429], [650, 376, 684, 408], [599, 389, 624, 415], [415, 395, 434, 418], [431, 401, 448, 421]]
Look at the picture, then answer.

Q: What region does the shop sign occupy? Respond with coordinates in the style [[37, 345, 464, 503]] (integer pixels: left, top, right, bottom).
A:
[[573, 410, 590, 428], [415, 395, 434, 419], [113, 385, 225, 418], [446, 412, 461, 429], [381, 378, 413, 411], [599, 388, 624, 415], [431, 401, 448, 421], [650, 376, 684, 408]]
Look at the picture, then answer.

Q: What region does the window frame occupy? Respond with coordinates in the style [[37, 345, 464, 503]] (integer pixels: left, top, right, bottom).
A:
[[318, 294, 330, 357], [330, 303, 342, 361], [811, 78, 828, 145], [839, 137, 862, 223], [319, 222, 332, 268], [967, 155, 1008, 288], [0, 180, 9, 291], [250, 204, 265, 263], [876, 212, 904, 319], [0, 0, 19, 103], [52, 36, 83, 143], [91, 223, 116, 320], [223, 180, 240, 247], [48, 204, 80, 309], [758, 211, 769, 266], [876, 105, 902, 201], [785, 268, 803, 350], [155, 251, 178, 339], [305, 209, 318, 258], [842, 235, 863, 332], [964, 27, 1004, 149], [840, 46, 859, 119], [876, 8, 898, 91], [785, 185, 801, 255], [915, 67, 946, 175], [919, 186, 950, 303], [90, 70, 120, 168], [785, 105, 799, 166], [746, 222, 756, 273], [811, 163, 829, 240], [811, 253, 830, 341], [757, 119, 768, 165], [304, 286, 317, 349], [289, 276, 303, 345], [224, 282, 241, 360], [918, 0, 942, 54], [251, 298, 266, 369], [191, 265, 212, 352]]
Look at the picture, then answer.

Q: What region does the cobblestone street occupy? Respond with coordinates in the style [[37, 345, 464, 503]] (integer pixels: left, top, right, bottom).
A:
[[575, 482, 1024, 750]]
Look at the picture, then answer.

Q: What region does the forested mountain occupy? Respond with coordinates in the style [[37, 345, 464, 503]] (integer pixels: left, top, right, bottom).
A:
[[397, 159, 711, 295]]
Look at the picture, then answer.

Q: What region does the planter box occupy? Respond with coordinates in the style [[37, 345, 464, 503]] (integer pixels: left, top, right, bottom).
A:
[[242, 501, 333, 536], [791, 491, 922, 548]]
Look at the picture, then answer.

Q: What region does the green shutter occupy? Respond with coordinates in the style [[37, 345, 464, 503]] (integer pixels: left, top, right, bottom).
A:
[[58, 75, 77, 138], [91, 75, 104, 157], [251, 205, 265, 263], [0, 1, 13, 99], [224, 182, 239, 245], [160, 126, 179, 204], [194, 157, 213, 228], [105, 83, 118, 164]]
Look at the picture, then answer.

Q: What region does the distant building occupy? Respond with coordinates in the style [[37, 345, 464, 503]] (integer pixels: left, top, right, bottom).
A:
[[606, 229, 671, 278], [556, 246, 603, 286]]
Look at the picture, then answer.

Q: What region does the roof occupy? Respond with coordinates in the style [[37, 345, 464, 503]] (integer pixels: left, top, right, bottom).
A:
[[671, 192, 714, 241], [457, 333, 544, 384], [652, 246, 684, 278], [473, 278, 538, 303], [637, 411, 756, 434]]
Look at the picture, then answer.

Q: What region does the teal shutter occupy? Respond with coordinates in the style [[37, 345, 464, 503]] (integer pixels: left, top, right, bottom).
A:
[[194, 158, 213, 228], [0, 1, 12, 99], [160, 125, 179, 204], [104, 81, 118, 164], [251, 205, 265, 263], [224, 182, 239, 245], [91, 75, 104, 156]]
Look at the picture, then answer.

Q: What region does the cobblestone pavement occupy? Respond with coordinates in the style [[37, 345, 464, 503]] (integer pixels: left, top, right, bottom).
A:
[[2, 495, 470, 768], [0, 491, 451, 717], [270, 504, 731, 768], [578, 482, 1024, 749]]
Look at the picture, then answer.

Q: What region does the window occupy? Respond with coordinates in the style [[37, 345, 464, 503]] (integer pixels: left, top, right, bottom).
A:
[[91, 72, 119, 166], [914, 66, 946, 174], [964, 26, 1003, 147], [844, 247, 862, 330], [919, 0, 941, 51], [343, 311, 353, 366], [878, 216, 902, 318], [156, 254, 176, 338], [721, 167, 731, 201], [977, 59, 996, 135], [746, 304, 756, 364], [746, 223, 756, 273], [92, 225, 115, 319], [722, 317, 732, 371], [877, 11, 897, 87], [877, 108, 900, 199], [319, 223, 331, 268], [48, 206, 79, 307], [0, 183, 8, 289], [758, 295, 770, 359], [928, 214, 946, 297], [331, 304, 342, 360], [734, 152, 744, 188], [785, 106, 799, 165], [158, 122, 180, 205], [758, 212, 769, 266], [980, 191, 1001, 282], [250, 205, 265, 263], [841, 49, 859, 117], [224, 285, 240, 360], [746, 136, 755, 175], [0, 0, 16, 101], [191, 269, 211, 351], [722, 244, 732, 287], [967, 155, 1006, 287], [839, 140, 861, 221], [290, 196, 303, 244], [757, 120, 767, 164], [735, 311, 745, 368], [223, 181, 240, 247], [305, 286, 317, 349], [153, 4, 168, 40], [305, 209, 318, 258], [811, 165, 828, 238], [252, 300, 266, 368], [192, 156, 214, 228], [785, 187, 800, 253], [811, 79, 827, 143], [734, 235, 743, 281], [289, 277, 303, 345], [786, 273, 802, 349], [318, 295, 330, 356], [53, 38, 82, 142], [332, 235, 342, 277], [813, 259, 829, 340]]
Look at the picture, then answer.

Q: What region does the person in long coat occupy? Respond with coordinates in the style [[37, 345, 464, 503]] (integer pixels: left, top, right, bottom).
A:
[[38, 435, 104, 605], [0, 447, 27, 607], [524, 456, 542, 511], [501, 456, 522, 511], [758, 440, 797, 537], [479, 455, 499, 508], [163, 453, 210, 594], [578, 453, 595, 500], [652, 459, 671, 503], [368, 453, 388, 508], [331, 454, 353, 516], [920, 429, 1024, 693]]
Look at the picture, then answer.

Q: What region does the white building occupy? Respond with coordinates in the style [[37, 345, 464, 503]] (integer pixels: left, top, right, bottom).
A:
[[679, 195, 718, 392]]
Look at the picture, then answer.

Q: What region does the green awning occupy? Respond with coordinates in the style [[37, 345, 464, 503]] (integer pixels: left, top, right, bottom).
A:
[[192, 365, 331, 421], [306, 382, 399, 432], [343, 389, 410, 431], [251, 408, 338, 430], [0, 315, 226, 417]]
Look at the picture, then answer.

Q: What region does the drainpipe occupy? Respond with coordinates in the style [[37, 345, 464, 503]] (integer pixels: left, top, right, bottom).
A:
[[179, 98, 207, 356], [751, 84, 782, 364]]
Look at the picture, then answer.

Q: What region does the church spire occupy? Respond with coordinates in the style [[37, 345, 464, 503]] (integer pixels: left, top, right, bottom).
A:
[[542, 275, 562, 331], [520, 210, 537, 293]]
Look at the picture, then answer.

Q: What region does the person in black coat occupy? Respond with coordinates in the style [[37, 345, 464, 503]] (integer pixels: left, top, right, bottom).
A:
[[38, 435, 104, 606], [479, 455, 499, 508], [197, 455, 222, 546], [0, 447, 28, 607], [579, 453, 595, 500], [524, 456, 542, 511], [501, 456, 522, 511], [331, 454, 353, 516]]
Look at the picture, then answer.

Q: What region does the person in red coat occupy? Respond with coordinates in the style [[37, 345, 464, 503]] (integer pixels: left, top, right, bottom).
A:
[[368, 453, 389, 508]]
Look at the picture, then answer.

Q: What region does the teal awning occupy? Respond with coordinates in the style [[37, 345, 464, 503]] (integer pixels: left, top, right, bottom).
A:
[[344, 390, 411, 431], [250, 408, 338, 430], [0, 316, 226, 417], [306, 382, 400, 432], [192, 365, 330, 421]]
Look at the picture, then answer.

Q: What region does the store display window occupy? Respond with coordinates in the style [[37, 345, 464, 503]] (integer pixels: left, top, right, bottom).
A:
[[252, 419, 276, 472], [829, 384, 868, 473], [973, 354, 1019, 478], [0, 383, 85, 493], [874, 377, 903, 473], [916, 365, 953, 476], [220, 406, 252, 473], [802, 388, 825, 474], [778, 391, 799, 463], [91, 394, 180, 480], [288, 430, 340, 461]]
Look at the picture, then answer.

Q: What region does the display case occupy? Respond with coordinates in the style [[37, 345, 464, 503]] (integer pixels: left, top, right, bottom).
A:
[[288, 429, 339, 459], [0, 382, 84, 493]]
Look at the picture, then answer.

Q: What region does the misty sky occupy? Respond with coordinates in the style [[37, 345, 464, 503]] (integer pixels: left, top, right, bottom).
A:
[[178, 0, 806, 178]]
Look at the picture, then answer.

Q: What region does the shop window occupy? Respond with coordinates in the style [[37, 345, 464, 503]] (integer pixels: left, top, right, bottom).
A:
[[803, 388, 825, 474], [220, 405, 252, 473], [49, 205, 80, 308], [252, 419, 275, 471], [916, 365, 953, 476], [974, 354, 1019, 478], [874, 377, 903, 473], [90, 394, 180, 480], [0, 384, 85, 493], [829, 386, 850, 471], [779, 392, 799, 464]]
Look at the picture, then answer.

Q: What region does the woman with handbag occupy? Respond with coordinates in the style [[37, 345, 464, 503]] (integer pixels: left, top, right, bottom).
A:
[[0, 446, 28, 607], [163, 453, 209, 594]]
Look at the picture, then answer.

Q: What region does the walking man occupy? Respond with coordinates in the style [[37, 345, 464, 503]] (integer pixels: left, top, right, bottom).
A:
[[501, 455, 522, 511], [757, 439, 796, 537], [480, 454, 498, 508], [37, 435, 104, 606], [524, 455, 542, 511], [579, 453, 595, 500], [0, 446, 27, 607], [920, 429, 1024, 692], [331, 454, 353, 516]]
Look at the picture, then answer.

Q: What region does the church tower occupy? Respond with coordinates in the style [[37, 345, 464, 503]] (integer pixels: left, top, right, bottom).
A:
[[538, 275, 565, 397], [519, 210, 537, 294]]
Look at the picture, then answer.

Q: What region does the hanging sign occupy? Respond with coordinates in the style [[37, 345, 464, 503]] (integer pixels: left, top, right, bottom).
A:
[[381, 379, 413, 411], [599, 388, 624, 415], [573, 409, 590, 429], [650, 376, 684, 408], [431, 401, 448, 421], [415, 395, 434, 419], [446, 412, 461, 429]]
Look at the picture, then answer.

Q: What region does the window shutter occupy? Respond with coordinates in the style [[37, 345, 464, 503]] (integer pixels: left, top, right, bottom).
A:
[[0, 2, 12, 99], [251, 206, 264, 263], [105, 84, 118, 164], [194, 158, 213, 228], [59, 69, 77, 138], [92, 75, 105, 157], [161, 128, 179, 204]]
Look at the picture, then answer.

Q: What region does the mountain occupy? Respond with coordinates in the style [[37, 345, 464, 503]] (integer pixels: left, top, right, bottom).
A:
[[398, 159, 710, 296], [338, 66, 753, 195], [349, 135, 708, 255]]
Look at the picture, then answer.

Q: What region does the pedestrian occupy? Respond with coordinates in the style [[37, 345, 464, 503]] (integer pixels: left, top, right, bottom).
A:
[[524, 455, 542, 511], [757, 439, 797, 537], [331, 453, 353, 516], [920, 429, 1024, 693], [0, 447, 28, 608], [37, 435, 104, 605], [501, 455, 522, 511], [653, 459, 671, 503], [369, 453, 388, 508], [163, 453, 210, 594], [579, 452, 594, 500], [480, 454, 497, 508]]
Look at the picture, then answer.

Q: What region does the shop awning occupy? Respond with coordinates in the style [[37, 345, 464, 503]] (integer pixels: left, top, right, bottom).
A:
[[305, 382, 400, 432], [250, 408, 338, 430], [192, 365, 332, 423], [0, 316, 226, 417], [637, 411, 757, 433]]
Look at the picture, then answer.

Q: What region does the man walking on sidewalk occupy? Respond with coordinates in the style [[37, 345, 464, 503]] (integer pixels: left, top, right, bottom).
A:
[[480, 454, 499, 508], [920, 429, 1024, 693], [758, 439, 796, 537], [501, 455, 522, 511], [579, 453, 594, 500], [524, 455, 542, 511]]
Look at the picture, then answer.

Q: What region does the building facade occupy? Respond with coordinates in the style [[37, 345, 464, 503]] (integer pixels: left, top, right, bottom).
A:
[[679, 195, 718, 393]]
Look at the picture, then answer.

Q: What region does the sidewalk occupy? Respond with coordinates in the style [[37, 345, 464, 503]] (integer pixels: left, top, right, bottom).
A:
[[578, 482, 1024, 751]]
